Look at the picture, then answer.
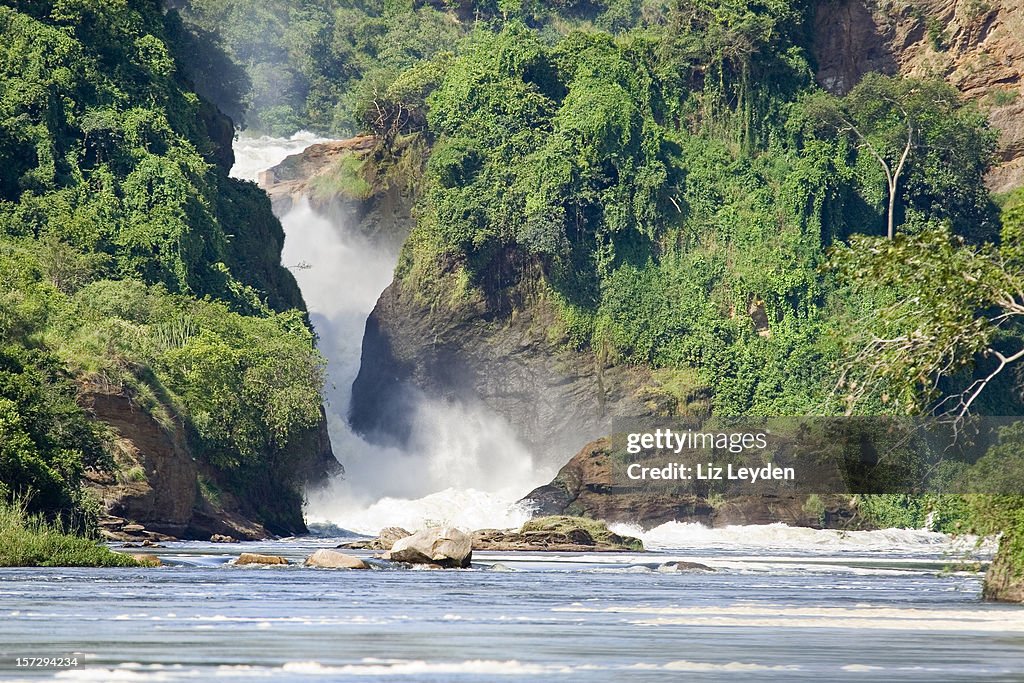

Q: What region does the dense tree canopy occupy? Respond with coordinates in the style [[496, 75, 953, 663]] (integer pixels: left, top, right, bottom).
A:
[[0, 0, 325, 529]]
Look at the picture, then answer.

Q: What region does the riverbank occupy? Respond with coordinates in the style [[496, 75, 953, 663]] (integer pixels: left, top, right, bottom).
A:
[[0, 502, 150, 568]]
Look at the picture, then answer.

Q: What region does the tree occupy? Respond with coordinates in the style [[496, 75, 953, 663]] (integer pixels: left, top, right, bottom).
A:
[[801, 75, 996, 240], [830, 226, 1024, 418]]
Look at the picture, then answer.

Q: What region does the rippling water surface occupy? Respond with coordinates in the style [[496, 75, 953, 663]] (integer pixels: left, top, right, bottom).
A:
[[1, 529, 1022, 682]]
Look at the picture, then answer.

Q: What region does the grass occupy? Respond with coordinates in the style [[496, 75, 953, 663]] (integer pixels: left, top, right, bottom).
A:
[[521, 515, 644, 551], [311, 153, 373, 201], [0, 500, 149, 568], [116, 465, 147, 485]]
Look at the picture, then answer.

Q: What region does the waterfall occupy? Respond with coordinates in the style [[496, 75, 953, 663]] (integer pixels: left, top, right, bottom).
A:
[[232, 135, 553, 535]]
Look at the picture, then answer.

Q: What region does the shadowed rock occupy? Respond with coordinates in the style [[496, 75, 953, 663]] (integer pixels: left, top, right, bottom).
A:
[[235, 553, 289, 566]]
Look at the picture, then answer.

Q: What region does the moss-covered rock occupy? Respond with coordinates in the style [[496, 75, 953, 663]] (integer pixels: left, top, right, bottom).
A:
[[984, 531, 1024, 603], [472, 516, 644, 552]]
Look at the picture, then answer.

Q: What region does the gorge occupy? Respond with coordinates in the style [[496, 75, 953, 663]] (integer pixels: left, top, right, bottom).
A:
[[6, 1, 1024, 678], [3, 0, 1024, 601]]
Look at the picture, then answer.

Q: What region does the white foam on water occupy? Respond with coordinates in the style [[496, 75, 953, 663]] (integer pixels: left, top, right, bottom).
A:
[[54, 667, 178, 681], [610, 521, 993, 556], [555, 604, 1024, 632], [639, 661, 801, 672], [307, 487, 536, 536], [229, 131, 330, 182], [278, 659, 583, 675]]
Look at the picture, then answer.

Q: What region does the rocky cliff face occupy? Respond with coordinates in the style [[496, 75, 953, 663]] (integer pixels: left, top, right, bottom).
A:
[[520, 437, 859, 529], [813, 0, 1024, 192], [350, 260, 663, 467], [260, 134, 414, 253], [82, 385, 263, 540], [983, 536, 1024, 602], [83, 386, 197, 539], [84, 383, 339, 540]]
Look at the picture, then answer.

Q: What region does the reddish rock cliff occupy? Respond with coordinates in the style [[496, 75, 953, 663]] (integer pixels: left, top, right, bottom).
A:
[[813, 0, 1024, 192]]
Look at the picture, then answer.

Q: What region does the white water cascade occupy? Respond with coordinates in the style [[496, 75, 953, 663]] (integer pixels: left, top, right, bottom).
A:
[[231, 134, 554, 535]]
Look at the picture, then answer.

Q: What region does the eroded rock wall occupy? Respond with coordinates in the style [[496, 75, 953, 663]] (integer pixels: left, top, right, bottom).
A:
[[813, 0, 1024, 192], [349, 266, 660, 468], [521, 438, 859, 530]]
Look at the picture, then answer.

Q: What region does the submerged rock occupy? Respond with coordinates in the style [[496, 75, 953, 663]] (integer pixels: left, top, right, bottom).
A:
[[235, 553, 289, 566], [487, 563, 515, 572], [304, 549, 368, 569], [657, 561, 714, 572], [385, 527, 472, 568]]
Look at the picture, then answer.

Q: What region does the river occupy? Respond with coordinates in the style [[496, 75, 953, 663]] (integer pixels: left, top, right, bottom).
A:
[[2, 134, 1021, 682], [0, 528, 1020, 682]]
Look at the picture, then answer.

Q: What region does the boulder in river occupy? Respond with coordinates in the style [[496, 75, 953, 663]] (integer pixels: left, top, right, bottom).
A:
[[235, 553, 289, 566], [132, 554, 162, 567], [385, 527, 472, 568], [304, 549, 368, 569]]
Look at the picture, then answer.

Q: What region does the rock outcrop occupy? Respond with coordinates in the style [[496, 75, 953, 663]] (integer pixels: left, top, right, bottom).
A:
[[304, 549, 369, 569], [385, 527, 473, 568], [345, 517, 642, 553], [235, 553, 289, 566], [472, 516, 643, 552], [813, 0, 1024, 192], [521, 437, 858, 529], [82, 386, 197, 539], [259, 134, 415, 253], [350, 271, 669, 467], [983, 534, 1024, 602], [82, 382, 330, 541]]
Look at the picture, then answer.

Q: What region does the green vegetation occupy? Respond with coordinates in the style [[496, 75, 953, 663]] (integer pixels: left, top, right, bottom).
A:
[[0, 343, 107, 525], [521, 515, 644, 550], [0, 499, 145, 567], [171, 0, 656, 136], [1, 1, 326, 536], [390, 17, 999, 419], [3, 0, 1023, 583]]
